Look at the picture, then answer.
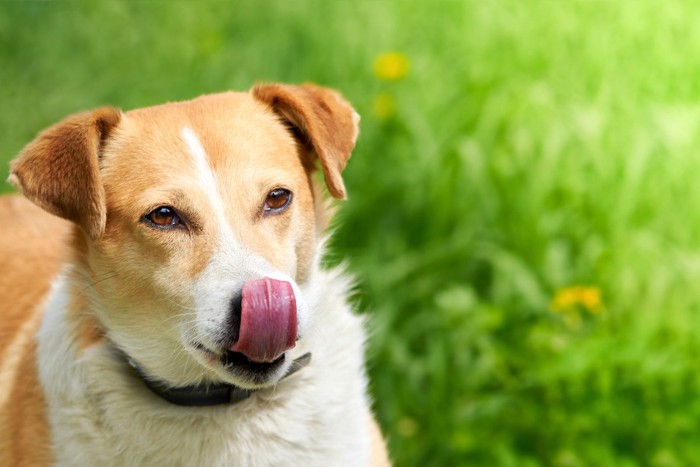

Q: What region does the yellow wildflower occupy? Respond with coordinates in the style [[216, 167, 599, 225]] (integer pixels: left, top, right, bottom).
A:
[[550, 285, 604, 315], [373, 52, 410, 81], [373, 93, 396, 119]]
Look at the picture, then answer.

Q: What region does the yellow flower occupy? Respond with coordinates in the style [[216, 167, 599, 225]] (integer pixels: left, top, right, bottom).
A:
[[373, 93, 396, 119], [550, 285, 604, 315], [373, 52, 410, 81], [579, 287, 603, 314]]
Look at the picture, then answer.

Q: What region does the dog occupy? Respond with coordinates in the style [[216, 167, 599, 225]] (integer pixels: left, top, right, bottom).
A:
[[0, 83, 390, 466]]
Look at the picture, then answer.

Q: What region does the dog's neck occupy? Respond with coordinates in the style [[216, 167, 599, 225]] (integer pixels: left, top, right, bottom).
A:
[[125, 352, 312, 406]]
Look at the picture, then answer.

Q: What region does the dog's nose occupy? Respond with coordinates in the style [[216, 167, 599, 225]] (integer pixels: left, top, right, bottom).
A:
[[228, 292, 243, 345]]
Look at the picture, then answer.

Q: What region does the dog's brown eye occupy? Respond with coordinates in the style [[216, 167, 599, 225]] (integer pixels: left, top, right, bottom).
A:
[[264, 189, 292, 213], [145, 206, 180, 228]]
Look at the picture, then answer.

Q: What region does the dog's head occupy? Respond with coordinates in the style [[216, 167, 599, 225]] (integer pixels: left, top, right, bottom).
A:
[[9, 83, 359, 389]]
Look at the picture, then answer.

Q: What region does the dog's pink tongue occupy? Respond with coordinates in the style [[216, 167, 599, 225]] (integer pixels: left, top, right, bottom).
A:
[[230, 278, 297, 363]]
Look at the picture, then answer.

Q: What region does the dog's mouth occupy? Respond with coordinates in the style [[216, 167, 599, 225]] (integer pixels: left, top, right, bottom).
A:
[[190, 278, 299, 383], [194, 343, 285, 369], [222, 349, 286, 372], [192, 342, 288, 385], [228, 277, 298, 364]]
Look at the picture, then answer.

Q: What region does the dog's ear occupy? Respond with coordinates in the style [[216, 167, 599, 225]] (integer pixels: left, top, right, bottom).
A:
[[8, 107, 121, 240], [252, 83, 359, 199]]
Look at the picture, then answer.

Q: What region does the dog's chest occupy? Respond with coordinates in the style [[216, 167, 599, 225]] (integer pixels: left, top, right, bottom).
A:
[[37, 272, 370, 467], [50, 390, 366, 466]]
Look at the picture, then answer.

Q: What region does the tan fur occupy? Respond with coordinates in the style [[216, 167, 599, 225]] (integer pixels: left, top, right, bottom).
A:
[[0, 196, 70, 465], [80, 94, 320, 324], [1, 83, 389, 465], [253, 83, 360, 199], [369, 417, 392, 467], [8, 108, 121, 240]]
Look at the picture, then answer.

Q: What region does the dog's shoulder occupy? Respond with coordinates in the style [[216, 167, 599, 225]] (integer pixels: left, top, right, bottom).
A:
[[0, 194, 68, 467], [0, 194, 71, 277], [0, 194, 71, 327]]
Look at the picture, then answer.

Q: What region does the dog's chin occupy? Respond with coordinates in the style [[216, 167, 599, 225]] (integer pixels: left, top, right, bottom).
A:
[[189, 342, 290, 389]]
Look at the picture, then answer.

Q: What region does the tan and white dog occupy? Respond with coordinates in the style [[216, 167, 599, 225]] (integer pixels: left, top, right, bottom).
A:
[[0, 83, 390, 466]]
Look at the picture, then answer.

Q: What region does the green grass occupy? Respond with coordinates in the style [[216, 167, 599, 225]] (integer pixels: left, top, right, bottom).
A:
[[4, 1, 700, 465]]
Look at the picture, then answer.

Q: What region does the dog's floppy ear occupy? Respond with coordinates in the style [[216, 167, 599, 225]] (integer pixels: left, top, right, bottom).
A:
[[252, 83, 359, 199], [8, 107, 121, 240]]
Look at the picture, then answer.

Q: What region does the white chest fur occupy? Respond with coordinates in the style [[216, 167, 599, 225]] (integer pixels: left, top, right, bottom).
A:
[[37, 269, 371, 467]]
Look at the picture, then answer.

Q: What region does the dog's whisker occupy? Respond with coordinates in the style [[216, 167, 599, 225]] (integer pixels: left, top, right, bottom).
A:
[[160, 311, 200, 325]]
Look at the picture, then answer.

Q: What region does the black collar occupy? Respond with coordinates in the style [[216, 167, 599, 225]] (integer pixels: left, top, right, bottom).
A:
[[127, 352, 312, 407]]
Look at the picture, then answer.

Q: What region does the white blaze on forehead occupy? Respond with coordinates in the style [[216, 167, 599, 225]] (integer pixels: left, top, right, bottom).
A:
[[181, 126, 228, 220], [182, 126, 218, 192]]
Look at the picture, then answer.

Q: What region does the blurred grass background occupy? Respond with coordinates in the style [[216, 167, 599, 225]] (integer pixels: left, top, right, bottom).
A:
[[3, 1, 700, 465]]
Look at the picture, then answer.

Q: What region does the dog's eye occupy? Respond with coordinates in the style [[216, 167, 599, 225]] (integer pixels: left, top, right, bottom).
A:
[[145, 206, 181, 229], [264, 188, 292, 214]]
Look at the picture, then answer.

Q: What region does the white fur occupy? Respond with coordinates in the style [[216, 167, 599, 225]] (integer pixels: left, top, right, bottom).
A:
[[37, 263, 371, 466]]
